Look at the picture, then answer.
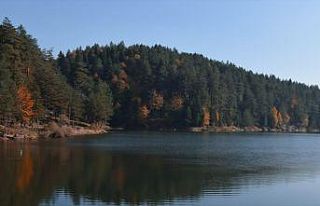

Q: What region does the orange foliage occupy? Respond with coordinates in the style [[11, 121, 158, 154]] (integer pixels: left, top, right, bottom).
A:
[[151, 90, 164, 110], [271, 106, 283, 128], [202, 108, 210, 127], [271, 106, 279, 127], [16, 149, 34, 191], [138, 105, 150, 121], [170, 96, 183, 111], [17, 85, 35, 123]]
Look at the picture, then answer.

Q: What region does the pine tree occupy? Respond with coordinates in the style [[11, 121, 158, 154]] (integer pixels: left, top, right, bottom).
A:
[[86, 81, 113, 123]]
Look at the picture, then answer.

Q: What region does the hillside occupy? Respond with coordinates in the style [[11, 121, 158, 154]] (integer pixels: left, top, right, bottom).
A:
[[1, 18, 320, 132]]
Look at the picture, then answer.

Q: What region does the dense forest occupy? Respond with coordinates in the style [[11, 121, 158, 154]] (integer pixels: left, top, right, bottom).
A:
[[1, 18, 320, 131]]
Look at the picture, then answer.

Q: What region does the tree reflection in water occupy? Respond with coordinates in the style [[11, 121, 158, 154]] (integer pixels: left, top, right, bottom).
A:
[[16, 147, 34, 192], [0, 138, 312, 206], [0, 141, 233, 206]]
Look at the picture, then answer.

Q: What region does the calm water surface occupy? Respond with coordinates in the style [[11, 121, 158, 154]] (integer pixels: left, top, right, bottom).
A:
[[1, 132, 320, 206]]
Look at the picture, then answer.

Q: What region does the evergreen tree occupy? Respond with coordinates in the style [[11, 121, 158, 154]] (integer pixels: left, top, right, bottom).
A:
[[2, 18, 320, 130], [86, 81, 113, 123]]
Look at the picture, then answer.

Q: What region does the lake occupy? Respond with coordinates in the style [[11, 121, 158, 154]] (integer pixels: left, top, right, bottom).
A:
[[1, 132, 320, 206]]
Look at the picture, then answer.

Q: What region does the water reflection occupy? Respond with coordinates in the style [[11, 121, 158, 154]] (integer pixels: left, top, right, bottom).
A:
[[16, 147, 34, 192], [0, 132, 320, 206]]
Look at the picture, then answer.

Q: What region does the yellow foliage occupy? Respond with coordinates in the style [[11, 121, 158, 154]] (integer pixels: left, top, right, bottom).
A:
[[202, 108, 210, 127]]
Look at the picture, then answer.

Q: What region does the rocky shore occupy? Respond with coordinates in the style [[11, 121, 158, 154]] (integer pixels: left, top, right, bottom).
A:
[[1, 123, 318, 141], [0, 122, 109, 141], [188, 125, 318, 133]]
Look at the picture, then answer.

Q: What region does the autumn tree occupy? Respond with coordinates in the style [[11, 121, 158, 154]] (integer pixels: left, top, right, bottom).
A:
[[17, 85, 35, 123], [271, 106, 278, 128], [111, 69, 129, 91], [151, 90, 164, 110], [277, 112, 283, 126], [170, 95, 183, 111], [215, 111, 221, 126], [202, 107, 210, 127], [271, 106, 283, 128], [4, 19, 320, 130], [54, 36, 320, 129], [138, 105, 150, 121]]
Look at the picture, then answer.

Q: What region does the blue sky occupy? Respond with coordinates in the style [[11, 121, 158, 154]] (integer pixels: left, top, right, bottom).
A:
[[1, 0, 320, 85]]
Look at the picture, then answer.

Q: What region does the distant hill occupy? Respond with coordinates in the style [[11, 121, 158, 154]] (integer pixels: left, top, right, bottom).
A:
[[1, 18, 320, 130]]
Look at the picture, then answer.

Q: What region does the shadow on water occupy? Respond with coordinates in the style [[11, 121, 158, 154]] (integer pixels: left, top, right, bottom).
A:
[[1, 132, 320, 205]]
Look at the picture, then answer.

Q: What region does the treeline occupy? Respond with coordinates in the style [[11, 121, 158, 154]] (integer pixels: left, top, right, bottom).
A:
[[1, 18, 320, 130], [0, 18, 112, 125]]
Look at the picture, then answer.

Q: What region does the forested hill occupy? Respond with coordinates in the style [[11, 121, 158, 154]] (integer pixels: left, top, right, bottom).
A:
[[1, 18, 320, 130]]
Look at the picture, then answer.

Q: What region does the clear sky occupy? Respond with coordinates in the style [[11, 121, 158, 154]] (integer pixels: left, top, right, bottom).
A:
[[1, 0, 320, 86]]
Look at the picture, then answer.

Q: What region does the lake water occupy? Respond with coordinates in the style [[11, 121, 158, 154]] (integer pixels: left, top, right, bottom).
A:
[[1, 132, 320, 206]]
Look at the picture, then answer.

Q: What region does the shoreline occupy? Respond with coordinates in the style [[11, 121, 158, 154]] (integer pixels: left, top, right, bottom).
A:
[[1, 124, 319, 141], [112, 125, 320, 133], [187, 125, 317, 133], [112, 125, 320, 134], [0, 122, 108, 141]]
